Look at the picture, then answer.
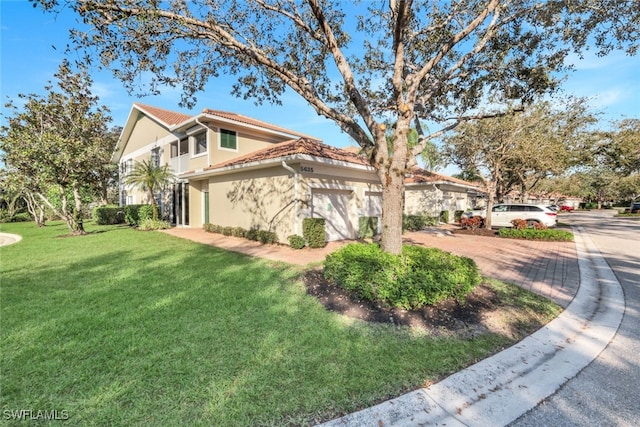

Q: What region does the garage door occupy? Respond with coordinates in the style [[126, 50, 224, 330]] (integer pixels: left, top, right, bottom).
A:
[[312, 190, 352, 241]]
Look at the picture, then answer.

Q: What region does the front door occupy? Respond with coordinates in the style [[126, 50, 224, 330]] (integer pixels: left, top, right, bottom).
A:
[[172, 182, 190, 226]]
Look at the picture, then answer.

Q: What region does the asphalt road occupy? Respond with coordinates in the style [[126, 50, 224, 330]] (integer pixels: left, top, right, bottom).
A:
[[511, 210, 640, 427]]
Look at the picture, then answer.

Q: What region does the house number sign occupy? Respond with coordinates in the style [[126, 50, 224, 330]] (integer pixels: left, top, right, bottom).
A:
[[300, 165, 314, 173]]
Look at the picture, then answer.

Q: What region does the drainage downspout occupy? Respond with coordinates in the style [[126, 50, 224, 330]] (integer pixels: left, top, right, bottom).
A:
[[282, 161, 299, 235]]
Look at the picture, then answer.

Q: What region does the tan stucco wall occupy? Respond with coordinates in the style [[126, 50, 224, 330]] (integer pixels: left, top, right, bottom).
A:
[[123, 115, 172, 157], [405, 185, 472, 222], [196, 162, 381, 242], [206, 167, 297, 241]]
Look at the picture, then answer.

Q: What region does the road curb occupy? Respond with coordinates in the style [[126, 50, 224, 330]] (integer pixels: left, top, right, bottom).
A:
[[318, 227, 625, 427]]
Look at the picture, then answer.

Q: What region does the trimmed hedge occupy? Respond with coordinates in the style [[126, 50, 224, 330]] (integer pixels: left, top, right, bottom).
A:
[[303, 218, 326, 248], [203, 223, 279, 245], [138, 205, 153, 222], [498, 228, 574, 241], [402, 214, 439, 231], [439, 210, 449, 224], [92, 205, 125, 225], [324, 243, 481, 310]]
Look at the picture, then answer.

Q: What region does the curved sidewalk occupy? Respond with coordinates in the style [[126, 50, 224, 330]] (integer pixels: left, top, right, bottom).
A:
[[0, 232, 22, 247], [319, 227, 624, 426]]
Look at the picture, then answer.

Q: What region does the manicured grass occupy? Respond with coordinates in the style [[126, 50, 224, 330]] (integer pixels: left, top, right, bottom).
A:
[[1, 221, 548, 426]]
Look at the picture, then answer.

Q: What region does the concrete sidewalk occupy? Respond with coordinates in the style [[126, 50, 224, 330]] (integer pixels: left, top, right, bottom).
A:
[[0, 232, 22, 247]]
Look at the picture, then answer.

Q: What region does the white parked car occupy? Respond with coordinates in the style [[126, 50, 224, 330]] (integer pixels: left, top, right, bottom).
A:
[[463, 203, 558, 228]]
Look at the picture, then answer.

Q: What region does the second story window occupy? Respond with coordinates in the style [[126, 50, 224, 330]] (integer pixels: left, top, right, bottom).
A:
[[220, 129, 237, 150], [170, 138, 189, 158], [193, 132, 207, 155]]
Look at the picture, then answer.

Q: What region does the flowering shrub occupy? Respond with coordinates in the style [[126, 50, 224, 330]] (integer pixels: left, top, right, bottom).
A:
[[511, 218, 527, 230], [461, 216, 483, 230]]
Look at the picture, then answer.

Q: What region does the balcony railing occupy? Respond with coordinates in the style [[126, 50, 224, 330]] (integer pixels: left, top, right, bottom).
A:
[[169, 154, 189, 174]]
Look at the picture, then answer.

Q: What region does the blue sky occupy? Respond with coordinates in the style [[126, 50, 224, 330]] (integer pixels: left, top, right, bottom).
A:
[[2, 0, 639, 155]]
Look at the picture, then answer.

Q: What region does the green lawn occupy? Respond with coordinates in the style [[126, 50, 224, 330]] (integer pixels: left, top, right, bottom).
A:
[[1, 221, 538, 426]]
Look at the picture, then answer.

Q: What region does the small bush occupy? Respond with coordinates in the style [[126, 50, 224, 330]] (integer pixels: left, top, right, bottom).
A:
[[511, 218, 527, 230], [439, 210, 449, 224], [138, 205, 154, 222], [303, 218, 326, 248], [123, 204, 145, 225], [454, 210, 464, 223], [498, 228, 574, 241], [324, 243, 481, 310], [402, 214, 438, 231], [137, 219, 171, 231], [245, 228, 259, 241], [5, 212, 32, 223], [533, 222, 548, 230], [257, 230, 279, 244], [222, 226, 233, 236], [288, 234, 306, 249], [358, 216, 378, 239], [93, 205, 125, 225], [231, 227, 246, 238], [460, 216, 483, 230]]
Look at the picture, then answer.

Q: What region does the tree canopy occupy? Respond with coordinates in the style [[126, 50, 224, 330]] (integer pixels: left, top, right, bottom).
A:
[[36, 0, 640, 251], [0, 60, 116, 234]]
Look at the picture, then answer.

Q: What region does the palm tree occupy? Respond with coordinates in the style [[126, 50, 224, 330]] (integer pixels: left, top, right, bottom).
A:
[[123, 159, 175, 221]]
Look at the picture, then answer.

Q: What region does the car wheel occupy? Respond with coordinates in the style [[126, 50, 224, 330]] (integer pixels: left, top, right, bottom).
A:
[[526, 220, 539, 228]]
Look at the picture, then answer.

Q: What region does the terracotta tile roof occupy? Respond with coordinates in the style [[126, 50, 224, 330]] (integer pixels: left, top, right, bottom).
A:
[[202, 109, 317, 139], [204, 138, 370, 171], [405, 167, 481, 188], [133, 103, 191, 126]]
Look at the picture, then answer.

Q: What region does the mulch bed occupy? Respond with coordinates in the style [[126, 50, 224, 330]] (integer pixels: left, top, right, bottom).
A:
[[303, 269, 501, 338]]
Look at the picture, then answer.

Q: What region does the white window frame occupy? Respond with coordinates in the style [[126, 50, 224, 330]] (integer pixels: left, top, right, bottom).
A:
[[191, 131, 208, 158]]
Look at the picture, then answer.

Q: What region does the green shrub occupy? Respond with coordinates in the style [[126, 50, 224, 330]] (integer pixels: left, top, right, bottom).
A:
[[303, 218, 326, 248], [498, 228, 574, 241], [454, 210, 464, 223], [231, 227, 246, 238], [92, 205, 125, 225], [257, 230, 279, 244], [245, 228, 259, 241], [6, 212, 32, 223], [138, 205, 154, 222], [222, 226, 233, 236], [123, 204, 145, 225], [324, 243, 481, 310], [137, 219, 171, 231], [439, 210, 449, 224], [287, 234, 306, 249], [402, 214, 438, 231], [358, 216, 378, 239]]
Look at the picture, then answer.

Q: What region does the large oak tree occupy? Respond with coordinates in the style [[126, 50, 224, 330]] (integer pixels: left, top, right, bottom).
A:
[[37, 0, 639, 252]]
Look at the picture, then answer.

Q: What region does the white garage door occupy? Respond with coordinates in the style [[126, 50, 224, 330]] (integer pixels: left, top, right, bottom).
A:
[[312, 190, 352, 241]]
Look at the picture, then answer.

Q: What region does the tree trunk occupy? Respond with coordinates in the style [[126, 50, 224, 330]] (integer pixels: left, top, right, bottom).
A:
[[379, 171, 405, 255], [375, 128, 409, 255], [24, 192, 46, 227], [148, 188, 158, 221], [484, 181, 496, 229], [72, 186, 86, 234]]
